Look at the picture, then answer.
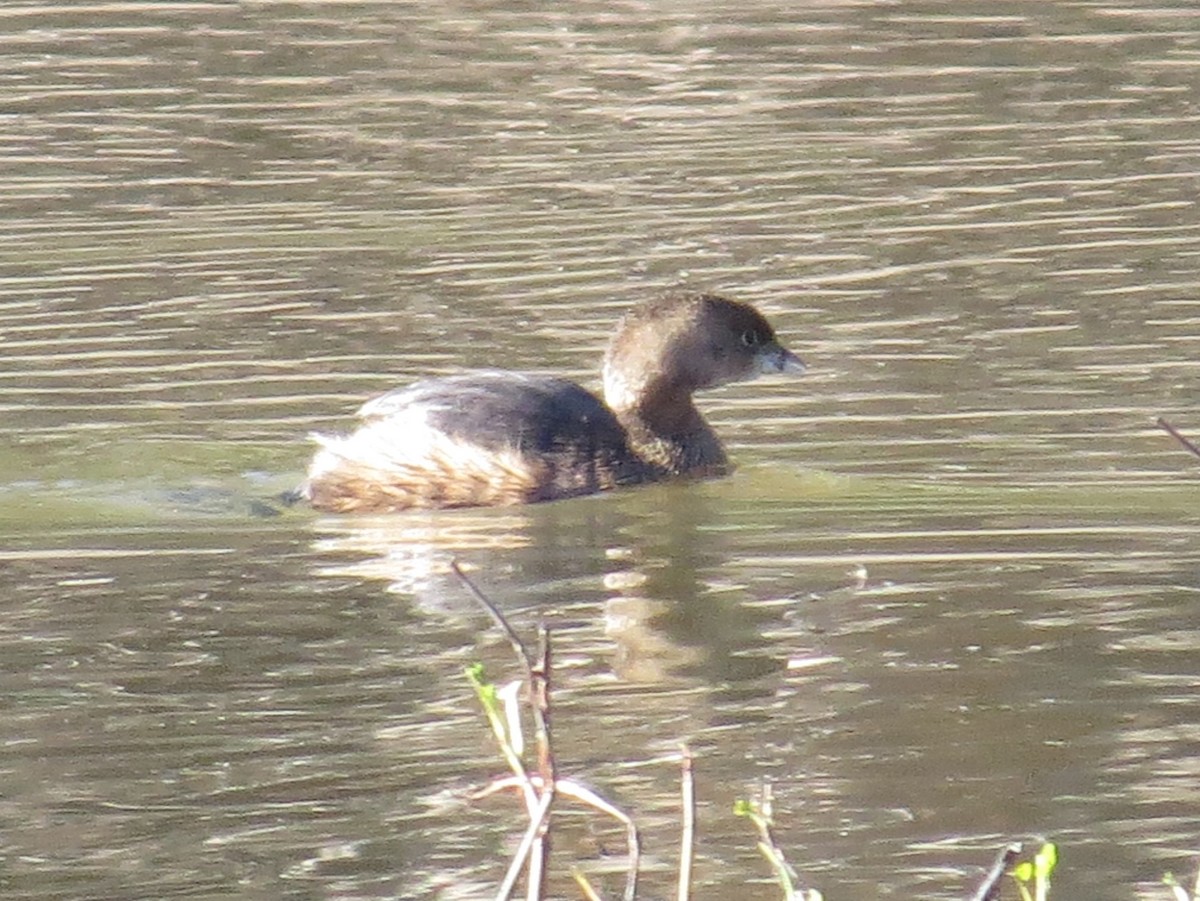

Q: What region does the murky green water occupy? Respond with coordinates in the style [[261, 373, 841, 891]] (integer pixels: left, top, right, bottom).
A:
[[3, 2, 1200, 898]]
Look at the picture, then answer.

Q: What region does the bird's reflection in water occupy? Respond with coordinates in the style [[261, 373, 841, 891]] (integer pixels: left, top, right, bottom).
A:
[[309, 510, 536, 611], [601, 565, 704, 683], [304, 483, 789, 686]]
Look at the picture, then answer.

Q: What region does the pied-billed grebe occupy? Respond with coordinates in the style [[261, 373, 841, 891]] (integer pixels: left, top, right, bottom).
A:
[[298, 291, 804, 512]]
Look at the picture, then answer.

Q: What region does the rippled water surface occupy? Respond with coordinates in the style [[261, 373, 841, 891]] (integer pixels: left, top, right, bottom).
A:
[[4, 2, 1200, 898]]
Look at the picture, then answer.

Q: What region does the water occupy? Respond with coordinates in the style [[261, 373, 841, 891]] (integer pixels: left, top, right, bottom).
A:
[[3, 2, 1200, 898]]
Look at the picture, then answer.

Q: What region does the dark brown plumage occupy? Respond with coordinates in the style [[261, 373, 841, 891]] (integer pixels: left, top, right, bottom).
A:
[[298, 291, 805, 512]]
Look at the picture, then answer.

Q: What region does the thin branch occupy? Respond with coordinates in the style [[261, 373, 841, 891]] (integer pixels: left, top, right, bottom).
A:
[[451, 560, 533, 675], [533, 626, 556, 786], [970, 842, 1023, 901], [496, 787, 555, 901], [451, 561, 553, 780], [678, 745, 695, 901], [453, 561, 558, 901], [530, 627, 553, 900], [557, 778, 640, 901], [1158, 417, 1200, 460]]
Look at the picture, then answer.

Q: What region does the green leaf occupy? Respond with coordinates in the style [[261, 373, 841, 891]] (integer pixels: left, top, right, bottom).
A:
[[1035, 842, 1058, 877]]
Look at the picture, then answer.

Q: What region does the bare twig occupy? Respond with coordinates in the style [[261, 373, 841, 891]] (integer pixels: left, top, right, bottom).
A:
[[970, 842, 1023, 901], [678, 745, 695, 901], [454, 560, 644, 900], [557, 779, 640, 900], [532, 627, 556, 786], [530, 627, 553, 900], [451, 561, 533, 675], [496, 788, 555, 901], [1158, 417, 1200, 460], [452, 562, 552, 900], [452, 562, 553, 778], [476, 773, 640, 897]]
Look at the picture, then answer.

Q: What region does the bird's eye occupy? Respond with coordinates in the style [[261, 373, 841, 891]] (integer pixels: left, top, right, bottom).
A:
[[740, 330, 761, 347]]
